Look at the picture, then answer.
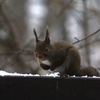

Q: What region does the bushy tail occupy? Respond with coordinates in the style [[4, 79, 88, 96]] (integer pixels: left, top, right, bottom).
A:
[[79, 67, 100, 76]]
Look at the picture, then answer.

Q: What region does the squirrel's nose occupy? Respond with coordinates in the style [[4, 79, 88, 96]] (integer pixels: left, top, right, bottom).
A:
[[36, 54, 42, 59], [36, 54, 47, 60], [38, 56, 42, 59]]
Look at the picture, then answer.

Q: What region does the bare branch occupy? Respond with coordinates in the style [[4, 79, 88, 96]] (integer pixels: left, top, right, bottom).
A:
[[72, 28, 100, 45], [74, 37, 80, 41], [17, 48, 34, 55]]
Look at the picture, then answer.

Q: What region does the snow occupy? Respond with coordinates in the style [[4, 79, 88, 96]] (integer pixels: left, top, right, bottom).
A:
[[0, 70, 34, 77], [42, 72, 60, 77], [0, 70, 100, 78], [0, 70, 60, 77]]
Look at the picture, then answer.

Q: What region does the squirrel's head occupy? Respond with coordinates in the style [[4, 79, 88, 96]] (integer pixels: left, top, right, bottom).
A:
[[33, 28, 52, 61]]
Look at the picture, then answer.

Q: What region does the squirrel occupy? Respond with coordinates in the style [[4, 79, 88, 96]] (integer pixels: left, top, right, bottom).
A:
[[33, 28, 100, 76]]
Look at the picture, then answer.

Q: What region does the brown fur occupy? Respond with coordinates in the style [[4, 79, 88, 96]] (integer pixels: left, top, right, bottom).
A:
[[34, 28, 100, 76], [80, 67, 99, 76]]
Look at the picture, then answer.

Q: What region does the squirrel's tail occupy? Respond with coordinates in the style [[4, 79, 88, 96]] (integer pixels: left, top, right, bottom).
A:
[[79, 66, 100, 76]]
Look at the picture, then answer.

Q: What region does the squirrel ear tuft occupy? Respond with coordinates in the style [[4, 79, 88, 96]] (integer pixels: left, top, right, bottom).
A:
[[33, 28, 39, 43], [45, 28, 50, 44]]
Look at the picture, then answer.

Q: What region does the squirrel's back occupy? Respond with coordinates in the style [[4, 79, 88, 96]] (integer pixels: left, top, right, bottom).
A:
[[51, 41, 81, 75], [52, 41, 72, 50]]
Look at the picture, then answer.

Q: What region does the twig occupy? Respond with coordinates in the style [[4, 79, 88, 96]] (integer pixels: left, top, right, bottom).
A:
[[72, 28, 100, 45], [16, 48, 34, 54]]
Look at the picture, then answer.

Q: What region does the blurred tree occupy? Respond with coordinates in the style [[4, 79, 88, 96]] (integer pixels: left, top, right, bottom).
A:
[[0, 0, 100, 74], [82, 0, 90, 66], [0, 0, 33, 73]]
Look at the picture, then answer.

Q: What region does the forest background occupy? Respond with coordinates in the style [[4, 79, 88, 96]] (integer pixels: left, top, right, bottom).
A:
[[0, 0, 100, 75]]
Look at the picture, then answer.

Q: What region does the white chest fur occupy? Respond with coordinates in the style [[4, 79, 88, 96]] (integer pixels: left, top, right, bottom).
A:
[[41, 60, 51, 66], [41, 60, 65, 73]]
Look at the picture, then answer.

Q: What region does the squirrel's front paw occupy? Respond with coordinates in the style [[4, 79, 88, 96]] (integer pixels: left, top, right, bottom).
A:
[[59, 73, 68, 77], [40, 63, 50, 70]]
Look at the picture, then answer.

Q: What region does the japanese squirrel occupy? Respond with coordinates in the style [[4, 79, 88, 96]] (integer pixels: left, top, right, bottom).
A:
[[33, 28, 100, 76]]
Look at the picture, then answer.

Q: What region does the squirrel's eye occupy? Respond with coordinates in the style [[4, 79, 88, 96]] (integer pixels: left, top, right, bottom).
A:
[[45, 49, 48, 52]]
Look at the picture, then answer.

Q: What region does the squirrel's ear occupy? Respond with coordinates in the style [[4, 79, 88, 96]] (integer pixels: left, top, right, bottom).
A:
[[45, 28, 50, 44], [33, 28, 39, 43]]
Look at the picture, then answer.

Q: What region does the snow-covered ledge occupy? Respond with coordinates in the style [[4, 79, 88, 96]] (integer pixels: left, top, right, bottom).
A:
[[0, 70, 100, 100], [0, 70, 59, 77], [0, 70, 100, 78]]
